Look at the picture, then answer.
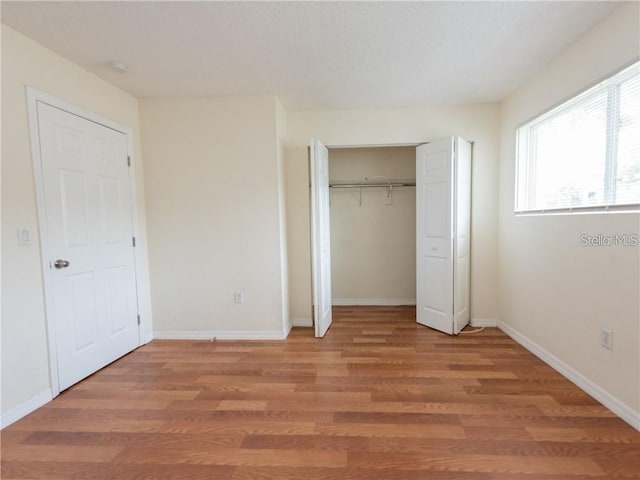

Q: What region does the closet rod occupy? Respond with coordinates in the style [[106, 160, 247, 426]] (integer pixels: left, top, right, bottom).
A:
[[329, 181, 416, 188]]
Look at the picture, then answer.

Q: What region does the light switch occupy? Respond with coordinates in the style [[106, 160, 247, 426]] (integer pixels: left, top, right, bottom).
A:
[[18, 227, 32, 246], [234, 291, 244, 304]]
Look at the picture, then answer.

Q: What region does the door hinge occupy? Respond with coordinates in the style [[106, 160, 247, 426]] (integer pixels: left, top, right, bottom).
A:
[[137, 314, 141, 325], [132, 236, 136, 247], [127, 156, 131, 167]]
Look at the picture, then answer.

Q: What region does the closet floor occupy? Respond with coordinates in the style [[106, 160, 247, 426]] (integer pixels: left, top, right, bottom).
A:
[[2, 305, 639, 479]]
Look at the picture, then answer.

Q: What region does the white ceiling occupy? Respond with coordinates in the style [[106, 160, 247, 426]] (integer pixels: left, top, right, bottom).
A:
[[1, 1, 620, 109]]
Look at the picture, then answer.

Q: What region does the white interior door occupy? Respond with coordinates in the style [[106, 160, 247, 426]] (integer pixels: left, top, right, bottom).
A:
[[453, 137, 472, 334], [310, 139, 333, 337], [416, 138, 455, 334], [37, 101, 139, 390]]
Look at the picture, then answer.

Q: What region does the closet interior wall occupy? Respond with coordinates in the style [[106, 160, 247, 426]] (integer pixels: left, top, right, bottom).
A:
[[329, 147, 416, 306]]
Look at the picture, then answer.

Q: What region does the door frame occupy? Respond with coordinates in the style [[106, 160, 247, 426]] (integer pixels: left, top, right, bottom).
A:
[[26, 87, 147, 396]]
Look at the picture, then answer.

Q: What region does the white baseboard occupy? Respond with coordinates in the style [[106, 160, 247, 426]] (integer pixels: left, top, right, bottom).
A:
[[153, 330, 289, 341], [332, 298, 417, 306], [471, 318, 498, 327], [499, 321, 640, 431], [292, 317, 313, 327], [283, 321, 293, 338], [1, 389, 53, 429], [142, 332, 154, 344]]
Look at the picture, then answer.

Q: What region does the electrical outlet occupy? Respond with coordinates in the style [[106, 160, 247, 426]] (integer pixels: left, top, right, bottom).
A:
[[600, 327, 613, 350], [234, 291, 244, 304]]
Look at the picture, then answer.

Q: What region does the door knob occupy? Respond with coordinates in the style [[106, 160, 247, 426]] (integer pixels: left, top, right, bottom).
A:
[[54, 259, 70, 269]]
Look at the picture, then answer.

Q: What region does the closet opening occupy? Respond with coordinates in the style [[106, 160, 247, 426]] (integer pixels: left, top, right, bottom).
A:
[[328, 146, 417, 309], [310, 137, 471, 338]]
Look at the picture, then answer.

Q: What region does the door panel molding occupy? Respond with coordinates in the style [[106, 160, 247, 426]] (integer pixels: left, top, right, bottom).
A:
[[310, 139, 333, 338], [416, 137, 471, 335], [26, 87, 148, 396], [416, 138, 454, 334]]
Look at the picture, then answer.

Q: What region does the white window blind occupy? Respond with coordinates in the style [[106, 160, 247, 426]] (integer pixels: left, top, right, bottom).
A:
[[516, 62, 640, 214]]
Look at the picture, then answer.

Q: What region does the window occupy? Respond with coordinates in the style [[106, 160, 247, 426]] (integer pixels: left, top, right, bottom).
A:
[[515, 62, 640, 214]]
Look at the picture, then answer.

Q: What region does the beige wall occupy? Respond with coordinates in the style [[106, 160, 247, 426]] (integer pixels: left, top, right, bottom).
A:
[[285, 105, 501, 322], [139, 95, 288, 336], [329, 147, 416, 304], [1, 25, 151, 419], [498, 3, 640, 418]]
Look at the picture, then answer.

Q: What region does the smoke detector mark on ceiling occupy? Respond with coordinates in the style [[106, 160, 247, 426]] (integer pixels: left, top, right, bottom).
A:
[[108, 60, 127, 74]]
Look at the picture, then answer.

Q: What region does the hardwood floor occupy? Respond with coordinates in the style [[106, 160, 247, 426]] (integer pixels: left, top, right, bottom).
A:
[[2, 306, 639, 479]]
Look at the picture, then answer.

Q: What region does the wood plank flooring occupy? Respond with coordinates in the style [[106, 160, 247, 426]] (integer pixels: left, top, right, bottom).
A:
[[2, 306, 639, 479]]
